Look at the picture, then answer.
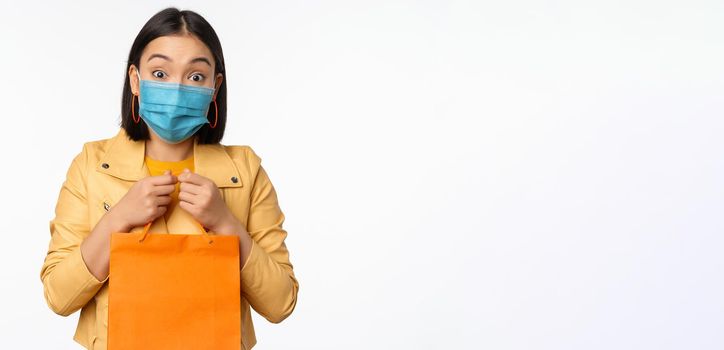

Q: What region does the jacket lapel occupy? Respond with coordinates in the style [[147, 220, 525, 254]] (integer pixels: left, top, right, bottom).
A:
[[96, 128, 244, 188]]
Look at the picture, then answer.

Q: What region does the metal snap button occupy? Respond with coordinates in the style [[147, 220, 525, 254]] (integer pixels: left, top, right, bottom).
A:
[[102, 163, 110, 169], [231, 176, 238, 183], [103, 202, 110, 211]]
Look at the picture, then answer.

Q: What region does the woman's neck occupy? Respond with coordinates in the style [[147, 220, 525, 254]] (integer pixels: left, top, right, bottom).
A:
[[145, 133, 195, 161]]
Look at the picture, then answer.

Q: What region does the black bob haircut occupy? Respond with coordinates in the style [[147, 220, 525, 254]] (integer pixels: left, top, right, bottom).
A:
[[120, 7, 227, 144]]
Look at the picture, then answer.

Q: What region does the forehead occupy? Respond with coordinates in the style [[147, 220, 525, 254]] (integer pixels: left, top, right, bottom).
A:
[[141, 34, 214, 66]]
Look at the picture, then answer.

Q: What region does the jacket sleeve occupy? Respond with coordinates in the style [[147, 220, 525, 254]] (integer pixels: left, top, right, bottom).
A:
[[240, 150, 299, 324], [40, 145, 108, 316]]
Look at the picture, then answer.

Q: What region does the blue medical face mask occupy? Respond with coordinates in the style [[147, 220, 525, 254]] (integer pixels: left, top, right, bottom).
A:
[[136, 70, 216, 144]]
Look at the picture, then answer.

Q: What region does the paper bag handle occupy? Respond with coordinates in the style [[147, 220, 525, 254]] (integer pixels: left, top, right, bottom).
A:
[[138, 217, 214, 244]]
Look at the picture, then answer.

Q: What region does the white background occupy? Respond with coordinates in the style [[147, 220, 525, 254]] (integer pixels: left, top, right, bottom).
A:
[[1, 1, 722, 349]]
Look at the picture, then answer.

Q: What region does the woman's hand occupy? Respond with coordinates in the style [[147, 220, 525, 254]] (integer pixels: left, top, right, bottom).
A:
[[177, 168, 242, 235], [178, 169, 253, 268], [109, 170, 177, 231]]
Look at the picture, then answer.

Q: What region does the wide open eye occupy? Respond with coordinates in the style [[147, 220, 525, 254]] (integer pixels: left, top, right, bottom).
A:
[[152, 70, 167, 79], [189, 73, 205, 82]]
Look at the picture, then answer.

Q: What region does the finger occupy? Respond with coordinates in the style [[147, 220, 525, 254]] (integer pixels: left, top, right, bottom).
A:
[[178, 169, 206, 186], [179, 181, 203, 195], [155, 195, 173, 207], [148, 172, 178, 185], [178, 197, 196, 215], [156, 206, 168, 217], [178, 191, 197, 205], [151, 184, 177, 196]]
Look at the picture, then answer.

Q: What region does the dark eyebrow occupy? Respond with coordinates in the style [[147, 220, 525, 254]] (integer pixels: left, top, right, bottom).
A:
[[189, 57, 212, 67], [147, 53, 172, 63], [147, 54, 211, 67]]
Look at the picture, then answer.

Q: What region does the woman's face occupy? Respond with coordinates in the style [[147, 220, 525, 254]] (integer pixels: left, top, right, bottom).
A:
[[129, 33, 223, 99]]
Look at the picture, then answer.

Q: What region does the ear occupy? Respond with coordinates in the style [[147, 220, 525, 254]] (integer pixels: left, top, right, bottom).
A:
[[212, 73, 223, 101], [129, 64, 140, 96]]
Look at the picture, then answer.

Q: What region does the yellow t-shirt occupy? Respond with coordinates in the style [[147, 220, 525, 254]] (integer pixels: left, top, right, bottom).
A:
[[144, 154, 194, 222], [145, 154, 194, 176]]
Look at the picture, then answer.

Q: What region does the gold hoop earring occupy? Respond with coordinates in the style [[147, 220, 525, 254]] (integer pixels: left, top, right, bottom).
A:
[[132, 94, 140, 123]]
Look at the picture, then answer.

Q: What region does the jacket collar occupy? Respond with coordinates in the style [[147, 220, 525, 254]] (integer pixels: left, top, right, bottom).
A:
[[95, 128, 243, 188]]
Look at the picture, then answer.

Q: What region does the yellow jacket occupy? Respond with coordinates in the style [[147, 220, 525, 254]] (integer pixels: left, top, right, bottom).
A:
[[40, 127, 299, 350]]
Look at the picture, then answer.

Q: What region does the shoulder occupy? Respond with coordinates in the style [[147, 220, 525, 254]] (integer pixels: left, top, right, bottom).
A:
[[57, 133, 117, 188], [64, 133, 117, 171], [222, 144, 263, 168], [64, 128, 121, 159], [223, 144, 260, 160], [220, 144, 271, 186], [80, 134, 116, 158]]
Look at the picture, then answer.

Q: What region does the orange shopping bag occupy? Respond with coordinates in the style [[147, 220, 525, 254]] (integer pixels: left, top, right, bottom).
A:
[[108, 218, 241, 349]]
